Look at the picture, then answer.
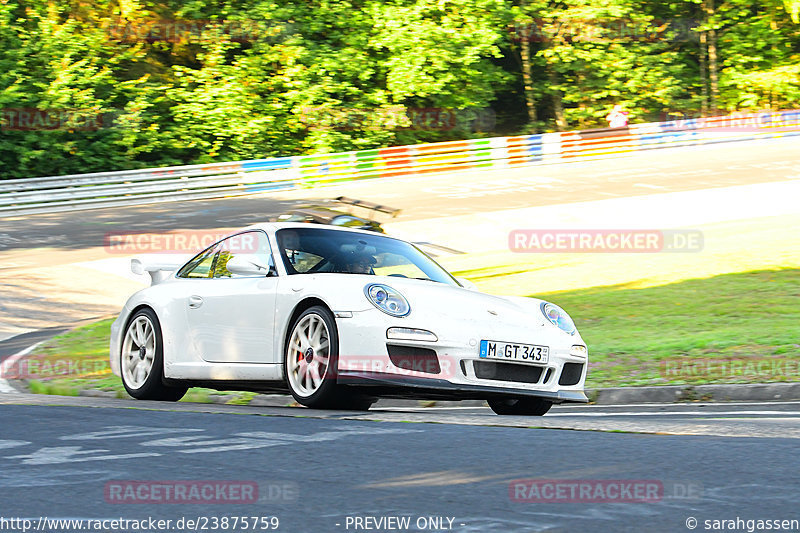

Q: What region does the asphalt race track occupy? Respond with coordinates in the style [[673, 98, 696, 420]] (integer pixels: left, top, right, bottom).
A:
[[1, 393, 799, 532]]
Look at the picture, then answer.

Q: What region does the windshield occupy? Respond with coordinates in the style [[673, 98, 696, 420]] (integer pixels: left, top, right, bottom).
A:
[[276, 227, 458, 285]]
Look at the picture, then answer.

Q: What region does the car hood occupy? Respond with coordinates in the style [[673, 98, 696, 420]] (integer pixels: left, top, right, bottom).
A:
[[386, 278, 546, 324], [281, 273, 580, 343], [305, 274, 580, 345], [394, 278, 581, 346]]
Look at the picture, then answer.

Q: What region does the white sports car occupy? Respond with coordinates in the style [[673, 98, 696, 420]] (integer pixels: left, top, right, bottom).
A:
[[110, 223, 588, 415]]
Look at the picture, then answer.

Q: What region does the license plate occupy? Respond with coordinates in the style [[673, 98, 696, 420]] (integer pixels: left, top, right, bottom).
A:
[[479, 340, 549, 364]]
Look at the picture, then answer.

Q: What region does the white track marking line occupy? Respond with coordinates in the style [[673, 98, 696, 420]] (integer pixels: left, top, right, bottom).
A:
[[375, 407, 800, 417], [0, 342, 43, 393], [375, 407, 489, 412], [543, 410, 800, 417], [633, 183, 667, 189], [560, 400, 800, 409]]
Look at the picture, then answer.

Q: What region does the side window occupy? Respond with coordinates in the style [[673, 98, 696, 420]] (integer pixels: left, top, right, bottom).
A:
[[176, 245, 218, 279], [278, 230, 321, 273], [285, 250, 325, 273], [212, 231, 274, 279]]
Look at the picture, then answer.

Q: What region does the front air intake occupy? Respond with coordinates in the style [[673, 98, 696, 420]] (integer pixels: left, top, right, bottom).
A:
[[473, 361, 543, 384], [558, 363, 584, 386], [386, 344, 441, 375]]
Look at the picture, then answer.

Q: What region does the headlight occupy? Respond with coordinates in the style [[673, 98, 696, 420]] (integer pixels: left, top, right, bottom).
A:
[[541, 302, 576, 335], [365, 284, 410, 317]]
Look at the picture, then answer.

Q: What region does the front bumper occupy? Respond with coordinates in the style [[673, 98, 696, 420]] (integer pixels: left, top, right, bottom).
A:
[[335, 308, 589, 403], [337, 370, 589, 403]]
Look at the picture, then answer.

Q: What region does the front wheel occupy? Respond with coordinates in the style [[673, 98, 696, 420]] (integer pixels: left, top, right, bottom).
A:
[[488, 397, 553, 416], [120, 308, 187, 401], [284, 306, 372, 410]]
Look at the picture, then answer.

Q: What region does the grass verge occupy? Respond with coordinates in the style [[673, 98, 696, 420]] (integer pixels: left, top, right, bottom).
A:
[[536, 268, 800, 388]]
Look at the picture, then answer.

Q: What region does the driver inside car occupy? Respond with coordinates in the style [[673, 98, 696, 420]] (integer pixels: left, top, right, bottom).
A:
[[344, 252, 377, 274], [333, 241, 378, 274]]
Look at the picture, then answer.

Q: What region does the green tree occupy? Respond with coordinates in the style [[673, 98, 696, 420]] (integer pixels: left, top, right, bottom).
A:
[[1, 0, 799, 178], [709, 0, 800, 111]]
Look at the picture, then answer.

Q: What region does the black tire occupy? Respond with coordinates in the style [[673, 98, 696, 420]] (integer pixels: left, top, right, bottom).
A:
[[120, 308, 187, 401], [285, 305, 373, 410], [488, 397, 553, 416], [333, 390, 377, 411]]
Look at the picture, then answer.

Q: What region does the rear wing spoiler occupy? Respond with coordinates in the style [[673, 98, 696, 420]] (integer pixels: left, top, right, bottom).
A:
[[335, 196, 401, 218], [130, 255, 190, 285]]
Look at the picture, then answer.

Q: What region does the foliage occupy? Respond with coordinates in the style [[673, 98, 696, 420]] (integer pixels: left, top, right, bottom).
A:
[[1, 0, 798, 178]]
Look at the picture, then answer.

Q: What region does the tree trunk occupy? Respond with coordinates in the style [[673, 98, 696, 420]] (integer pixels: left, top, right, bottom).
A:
[[703, 0, 719, 113], [520, 25, 538, 126], [699, 30, 709, 117], [547, 64, 566, 130]]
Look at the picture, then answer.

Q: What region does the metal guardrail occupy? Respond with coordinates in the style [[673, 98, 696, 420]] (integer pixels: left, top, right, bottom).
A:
[[2, 109, 799, 217]]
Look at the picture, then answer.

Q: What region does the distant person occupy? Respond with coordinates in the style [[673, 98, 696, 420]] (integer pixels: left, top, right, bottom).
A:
[[606, 105, 629, 128]]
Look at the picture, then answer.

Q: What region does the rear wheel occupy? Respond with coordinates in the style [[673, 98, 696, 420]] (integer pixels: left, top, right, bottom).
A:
[[488, 397, 552, 416], [120, 308, 187, 401], [285, 306, 373, 410]]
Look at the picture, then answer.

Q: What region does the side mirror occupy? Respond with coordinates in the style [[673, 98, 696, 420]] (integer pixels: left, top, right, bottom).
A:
[[456, 277, 479, 291], [226, 255, 272, 277]]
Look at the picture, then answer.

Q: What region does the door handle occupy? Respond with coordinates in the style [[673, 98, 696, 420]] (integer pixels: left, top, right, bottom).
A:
[[188, 295, 204, 309]]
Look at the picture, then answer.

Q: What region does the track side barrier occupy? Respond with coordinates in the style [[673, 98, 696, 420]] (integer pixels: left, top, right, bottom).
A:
[[1, 109, 799, 216]]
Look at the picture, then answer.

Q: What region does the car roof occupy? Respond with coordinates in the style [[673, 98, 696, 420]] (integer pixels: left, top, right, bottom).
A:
[[284, 208, 374, 223], [242, 221, 395, 238]]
